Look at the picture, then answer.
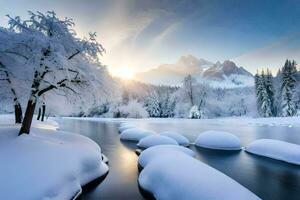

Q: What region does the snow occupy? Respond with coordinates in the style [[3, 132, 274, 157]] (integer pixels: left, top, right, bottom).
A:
[[0, 115, 108, 200], [138, 145, 260, 200], [120, 128, 155, 142], [160, 131, 190, 146], [137, 135, 178, 149], [195, 130, 241, 150], [118, 124, 135, 133], [245, 139, 300, 165], [138, 145, 196, 168], [65, 116, 300, 128]]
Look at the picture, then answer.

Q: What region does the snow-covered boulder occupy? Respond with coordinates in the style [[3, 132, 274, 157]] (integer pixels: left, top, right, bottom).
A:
[[120, 122, 131, 127], [118, 125, 135, 133], [245, 139, 300, 165], [138, 145, 260, 200], [137, 135, 179, 149], [160, 131, 190, 146], [195, 130, 241, 150], [0, 126, 109, 200], [120, 128, 155, 142], [139, 145, 195, 168]]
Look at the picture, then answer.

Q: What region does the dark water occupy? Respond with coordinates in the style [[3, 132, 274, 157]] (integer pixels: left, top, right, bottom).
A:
[[57, 118, 300, 200]]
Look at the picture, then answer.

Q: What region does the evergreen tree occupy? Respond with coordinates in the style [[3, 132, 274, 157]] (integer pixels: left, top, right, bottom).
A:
[[254, 71, 264, 115], [260, 71, 273, 117], [265, 69, 275, 115], [280, 59, 297, 116]]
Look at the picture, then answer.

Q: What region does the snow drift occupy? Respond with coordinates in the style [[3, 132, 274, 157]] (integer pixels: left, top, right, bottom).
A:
[[137, 135, 178, 149], [120, 128, 155, 142], [138, 145, 260, 200], [195, 130, 241, 150], [245, 139, 300, 165]]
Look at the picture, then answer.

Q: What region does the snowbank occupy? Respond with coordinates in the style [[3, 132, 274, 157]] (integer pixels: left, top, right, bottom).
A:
[[160, 131, 190, 146], [195, 130, 241, 150], [138, 145, 260, 200], [137, 135, 178, 149], [120, 128, 155, 142], [245, 139, 300, 165], [0, 116, 109, 200], [118, 125, 135, 133]]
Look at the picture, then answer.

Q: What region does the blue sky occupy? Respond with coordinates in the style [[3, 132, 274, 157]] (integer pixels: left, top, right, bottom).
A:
[[0, 0, 299, 76]]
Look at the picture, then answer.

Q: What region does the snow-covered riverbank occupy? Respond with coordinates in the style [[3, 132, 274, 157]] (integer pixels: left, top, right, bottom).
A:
[[0, 115, 109, 200], [64, 116, 300, 127]]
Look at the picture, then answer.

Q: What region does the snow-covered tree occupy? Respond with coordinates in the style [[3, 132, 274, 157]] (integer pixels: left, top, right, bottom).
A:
[[189, 105, 201, 119], [0, 28, 30, 123], [182, 74, 197, 106], [254, 71, 263, 115], [280, 59, 297, 117], [118, 99, 148, 118], [6, 11, 105, 134], [255, 69, 275, 117], [160, 94, 176, 118], [144, 95, 160, 117], [265, 69, 275, 115]]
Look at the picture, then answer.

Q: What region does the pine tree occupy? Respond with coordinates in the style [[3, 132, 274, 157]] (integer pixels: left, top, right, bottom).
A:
[[260, 71, 273, 117], [280, 59, 297, 116], [265, 69, 275, 116], [254, 71, 264, 115]]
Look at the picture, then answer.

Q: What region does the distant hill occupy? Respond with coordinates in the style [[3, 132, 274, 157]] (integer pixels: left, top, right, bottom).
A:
[[134, 55, 253, 88]]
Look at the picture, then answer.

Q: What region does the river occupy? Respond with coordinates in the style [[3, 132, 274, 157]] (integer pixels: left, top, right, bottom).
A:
[[57, 118, 300, 200]]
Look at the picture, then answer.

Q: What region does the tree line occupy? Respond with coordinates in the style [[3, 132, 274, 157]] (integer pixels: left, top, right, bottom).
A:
[[255, 59, 299, 117]]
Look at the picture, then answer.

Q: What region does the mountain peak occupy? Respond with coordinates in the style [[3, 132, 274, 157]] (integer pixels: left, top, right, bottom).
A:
[[134, 55, 253, 87]]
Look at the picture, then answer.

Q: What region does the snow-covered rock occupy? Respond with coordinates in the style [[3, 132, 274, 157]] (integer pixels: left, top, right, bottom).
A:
[[245, 139, 300, 165], [137, 135, 178, 149], [120, 128, 155, 142], [138, 145, 196, 168], [160, 131, 190, 146], [119, 125, 135, 133], [138, 145, 260, 200], [0, 116, 109, 200], [195, 130, 241, 150]]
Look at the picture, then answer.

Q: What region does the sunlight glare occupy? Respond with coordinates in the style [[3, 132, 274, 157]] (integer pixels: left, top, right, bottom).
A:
[[112, 67, 135, 80]]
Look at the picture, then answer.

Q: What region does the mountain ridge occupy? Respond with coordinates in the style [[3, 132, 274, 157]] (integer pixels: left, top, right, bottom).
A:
[[134, 55, 253, 87]]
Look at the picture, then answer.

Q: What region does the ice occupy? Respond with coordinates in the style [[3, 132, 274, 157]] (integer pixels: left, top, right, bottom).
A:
[[245, 139, 300, 165], [195, 130, 241, 150]]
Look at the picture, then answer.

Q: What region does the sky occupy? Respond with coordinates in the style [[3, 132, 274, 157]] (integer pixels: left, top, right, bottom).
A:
[[0, 0, 300, 77]]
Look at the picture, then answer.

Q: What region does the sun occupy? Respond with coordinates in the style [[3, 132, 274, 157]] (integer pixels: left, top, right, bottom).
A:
[[112, 67, 135, 80]]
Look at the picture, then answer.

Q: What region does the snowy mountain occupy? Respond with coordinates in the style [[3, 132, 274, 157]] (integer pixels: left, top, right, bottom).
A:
[[134, 55, 214, 85], [134, 55, 253, 88]]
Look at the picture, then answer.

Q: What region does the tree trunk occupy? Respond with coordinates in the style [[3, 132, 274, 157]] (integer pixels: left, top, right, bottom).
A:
[[14, 102, 23, 124], [37, 107, 41, 120], [41, 103, 46, 122], [19, 100, 36, 135]]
